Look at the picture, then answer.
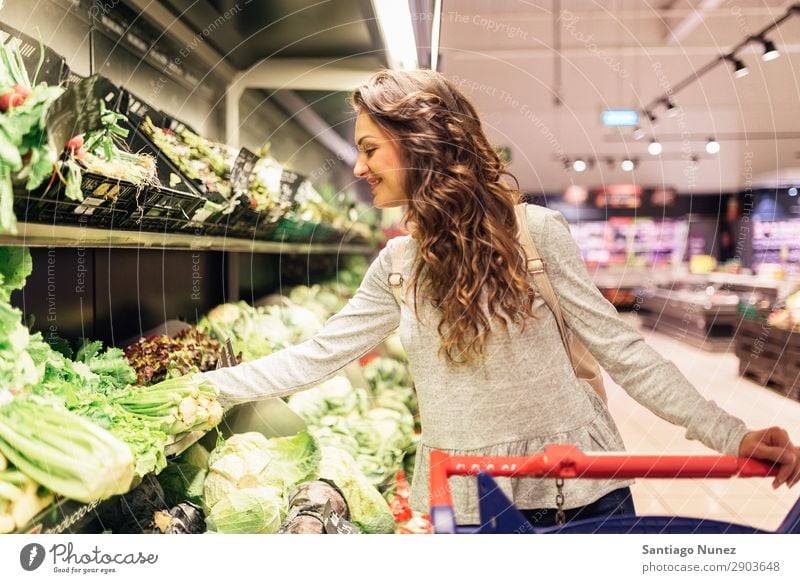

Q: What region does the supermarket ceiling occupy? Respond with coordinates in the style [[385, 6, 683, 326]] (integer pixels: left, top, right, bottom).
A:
[[155, 0, 386, 69], [142, 0, 800, 194], [436, 0, 800, 193]]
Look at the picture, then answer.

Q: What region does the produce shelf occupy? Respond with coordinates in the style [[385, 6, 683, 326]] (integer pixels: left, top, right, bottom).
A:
[[0, 222, 375, 254]]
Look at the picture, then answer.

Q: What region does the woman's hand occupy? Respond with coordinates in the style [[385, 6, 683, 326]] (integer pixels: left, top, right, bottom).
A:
[[739, 427, 800, 489]]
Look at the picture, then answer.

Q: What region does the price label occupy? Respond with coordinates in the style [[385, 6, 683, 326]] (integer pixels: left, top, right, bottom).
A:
[[278, 169, 304, 211], [322, 501, 360, 535], [230, 147, 259, 199]]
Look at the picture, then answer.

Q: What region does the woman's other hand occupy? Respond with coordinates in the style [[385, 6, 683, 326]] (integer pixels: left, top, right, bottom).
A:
[[739, 427, 800, 489]]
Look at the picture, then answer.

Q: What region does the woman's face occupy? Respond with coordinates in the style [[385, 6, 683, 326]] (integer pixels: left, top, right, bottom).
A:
[[353, 111, 408, 208]]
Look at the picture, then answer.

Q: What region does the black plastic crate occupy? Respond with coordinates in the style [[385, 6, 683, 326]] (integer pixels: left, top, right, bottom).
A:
[[197, 204, 276, 240], [0, 22, 70, 86], [124, 98, 230, 203], [118, 185, 207, 233], [13, 172, 134, 229]]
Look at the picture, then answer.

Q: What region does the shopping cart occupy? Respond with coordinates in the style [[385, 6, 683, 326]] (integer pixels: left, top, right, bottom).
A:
[[429, 444, 800, 534]]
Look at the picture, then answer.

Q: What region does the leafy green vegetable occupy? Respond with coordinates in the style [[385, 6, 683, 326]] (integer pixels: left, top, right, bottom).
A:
[[204, 431, 320, 511], [197, 301, 321, 362], [75, 339, 137, 388], [205, 486, 285, 534], [64, 156, 81, 201], [0, 467, 53, 534], [317, 446, 394, 534], [0, 302, 44, 391], [0, 247, 32, 302], [0, 395, 135, 503], [207, 431, 272, 467], [157, 463, 207, 507], [113, 374, 223, 436], [257, 431, 321, 490], [124, 327, 226, 385], [180, 442, 210, 471]]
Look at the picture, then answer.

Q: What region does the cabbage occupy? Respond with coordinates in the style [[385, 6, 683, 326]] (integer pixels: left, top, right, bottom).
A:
[[206, 486, 285, 534], [205, 431, 320, 508], [286, 390, 328, 424], [363, 357, 412, 390], [208, 431, 272, 467], [280, 305, 323, 339], [318, 446, 394, 534], [258, 431, 321, 489], [355, 408, 414, 454], [286, 376, 368, 423], [203, 450, 283, 510], [310, 425, 360, 457]]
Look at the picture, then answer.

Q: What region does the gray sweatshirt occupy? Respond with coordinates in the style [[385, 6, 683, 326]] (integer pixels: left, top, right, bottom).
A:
[[199, 205, 749, 524]]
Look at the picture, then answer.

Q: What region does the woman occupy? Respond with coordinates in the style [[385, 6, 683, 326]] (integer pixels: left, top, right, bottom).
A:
[[201, 69, 799, 528]]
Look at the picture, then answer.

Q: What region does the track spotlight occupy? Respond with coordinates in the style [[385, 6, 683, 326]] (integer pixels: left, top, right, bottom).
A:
[[705, 138, 720, 154], [755, 36, 780, 62], [663, 98, 679, 117], [726, 55, 749, 79], [632, 126, 645, 140]]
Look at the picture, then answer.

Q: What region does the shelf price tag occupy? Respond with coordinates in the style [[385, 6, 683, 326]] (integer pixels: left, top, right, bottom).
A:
[[230, 147, 259, 200], [278, 169, 304, 211]]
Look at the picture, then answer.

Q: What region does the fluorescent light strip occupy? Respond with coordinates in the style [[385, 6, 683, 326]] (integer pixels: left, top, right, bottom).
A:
[[372, 0, 419, 70], [431, 0, 442, 71]]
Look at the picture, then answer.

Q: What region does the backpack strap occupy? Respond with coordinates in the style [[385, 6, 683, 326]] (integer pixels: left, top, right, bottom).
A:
[[514, 203, 573, 361], [388, 237, 407, 304]]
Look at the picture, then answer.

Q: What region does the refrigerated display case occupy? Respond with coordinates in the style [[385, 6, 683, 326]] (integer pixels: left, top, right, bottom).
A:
[[636, 273, 783, 352]]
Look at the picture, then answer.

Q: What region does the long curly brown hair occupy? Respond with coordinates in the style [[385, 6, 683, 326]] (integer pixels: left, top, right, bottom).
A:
[[352, 69, 536, 364]]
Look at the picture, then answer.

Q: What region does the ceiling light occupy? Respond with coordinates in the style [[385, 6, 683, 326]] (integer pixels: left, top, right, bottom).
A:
[[621, 159, 635, 172], [648, 140, 663, 155], [431, 0, 442, 71], [372, 0, 419, 70], [705, 138, 720, 154], [789, 187, 798, 197], [728, 56, 749, 79], [632, 126, 645, 140], [572, 159, 587, 172], [757, 37, 780, 62], [644, 109, 657, 124], [664, 98, 679, 117]]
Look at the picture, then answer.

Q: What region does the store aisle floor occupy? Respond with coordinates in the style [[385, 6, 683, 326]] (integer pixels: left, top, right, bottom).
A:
[[605, 314, 800, 532]]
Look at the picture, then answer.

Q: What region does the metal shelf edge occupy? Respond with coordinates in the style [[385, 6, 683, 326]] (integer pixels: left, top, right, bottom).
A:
[[0, 223, 376, 254]]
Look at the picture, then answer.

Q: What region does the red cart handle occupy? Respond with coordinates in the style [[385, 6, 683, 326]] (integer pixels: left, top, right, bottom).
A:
[[430, 444, 779, 508]]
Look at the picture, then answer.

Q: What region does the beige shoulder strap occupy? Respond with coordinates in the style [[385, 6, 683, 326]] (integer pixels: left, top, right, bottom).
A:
[[514, 203, 574, 361], [388, 237, 406, 304]]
